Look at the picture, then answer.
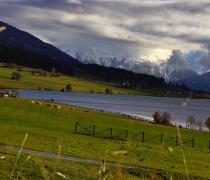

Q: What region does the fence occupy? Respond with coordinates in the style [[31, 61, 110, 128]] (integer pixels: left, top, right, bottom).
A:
[[74, 122, 204, 149], [74, 122, 128, 140]]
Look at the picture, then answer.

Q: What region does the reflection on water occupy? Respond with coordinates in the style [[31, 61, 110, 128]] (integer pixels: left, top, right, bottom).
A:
[[19, 90, 210, 125]]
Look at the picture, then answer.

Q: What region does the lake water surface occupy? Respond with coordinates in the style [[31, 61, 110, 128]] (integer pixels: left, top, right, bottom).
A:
[[19, 90, 210, 126]]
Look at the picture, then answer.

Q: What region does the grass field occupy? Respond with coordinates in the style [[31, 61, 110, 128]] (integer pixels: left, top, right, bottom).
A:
[[0, 65, 156, 96], [0, 97, 210, 179], [0, 149, 142, 180]]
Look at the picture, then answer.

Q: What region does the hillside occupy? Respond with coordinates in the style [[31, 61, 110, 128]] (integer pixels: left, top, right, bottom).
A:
[[0, 64, 142, 95], [0, 97, 210, 178], [0, 21, 80, 66]]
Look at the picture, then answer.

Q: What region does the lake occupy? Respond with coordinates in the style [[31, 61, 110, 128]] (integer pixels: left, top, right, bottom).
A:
[[19, 90, 210, 126]]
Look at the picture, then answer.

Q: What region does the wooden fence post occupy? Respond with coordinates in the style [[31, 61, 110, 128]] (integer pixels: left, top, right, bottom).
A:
[[142, 131, 145, 143], [125, 129, 128, 139], [93, 125, 96, 136], [110, 128, 113, 138], [176, 136, 178, 146], [75, 122, 78, 134], [192, 138, 195, 148], [160, 134, 164, 144]]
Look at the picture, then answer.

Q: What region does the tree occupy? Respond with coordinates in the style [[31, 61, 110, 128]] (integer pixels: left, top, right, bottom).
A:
[[105, 88, 113, 94], [65, 83, 72, 91], [161, 112, 171, 125], [186, 115, 197, 129], [153, 112, 161, 124], [11, 72, 22, 80], [205, 117, 210, 131]]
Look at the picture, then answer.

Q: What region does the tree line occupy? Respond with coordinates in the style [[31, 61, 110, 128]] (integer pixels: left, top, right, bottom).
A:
[[153, 111, 210, 131]]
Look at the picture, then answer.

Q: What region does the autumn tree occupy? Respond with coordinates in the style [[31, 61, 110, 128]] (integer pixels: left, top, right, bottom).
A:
[[153, 112, 161, 124]]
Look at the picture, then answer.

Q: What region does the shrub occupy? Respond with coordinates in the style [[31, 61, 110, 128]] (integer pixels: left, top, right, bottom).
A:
[[153, 112, 171, 125], [105, 88, 113, 94], [153, 112, 161, 124], [11, 72, 22, 80], [161, 112, 171, 125], [65, 84, 72, 91], [38, 86, 43, 91]]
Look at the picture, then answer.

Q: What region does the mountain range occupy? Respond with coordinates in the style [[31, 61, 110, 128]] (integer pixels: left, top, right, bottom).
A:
[[0, 20, 173, 92], [76, 49, 210, 92], [0, 20, 209, 93]]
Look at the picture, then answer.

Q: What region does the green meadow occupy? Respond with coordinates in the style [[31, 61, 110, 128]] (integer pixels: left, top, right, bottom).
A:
[[0, 97, 210, 179], [0, 65, 152, 96]]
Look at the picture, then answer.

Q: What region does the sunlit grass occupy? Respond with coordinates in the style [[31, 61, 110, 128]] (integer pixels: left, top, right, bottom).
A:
[[0, 97, 209, 178], [0, 65, 147, 95]]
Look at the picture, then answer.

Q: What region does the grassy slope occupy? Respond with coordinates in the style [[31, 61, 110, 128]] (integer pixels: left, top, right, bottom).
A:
[[0, 97, 210, 178], [0, 65, 155, 96], [0, 149, 141, 180]]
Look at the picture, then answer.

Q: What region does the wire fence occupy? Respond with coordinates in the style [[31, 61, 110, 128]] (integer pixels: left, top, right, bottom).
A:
[[74, 122, 208, 149], [74, 122, 128, 140]]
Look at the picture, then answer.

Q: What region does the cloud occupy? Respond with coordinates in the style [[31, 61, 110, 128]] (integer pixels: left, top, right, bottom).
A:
[[0, 0, 210, 64], [199, 55, 210, 70], [166, 49, 189, 69], [198, 44, 210, 70], [67, 0, 81, 4]]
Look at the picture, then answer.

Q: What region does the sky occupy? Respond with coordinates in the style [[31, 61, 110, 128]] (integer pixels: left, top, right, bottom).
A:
[[0, 0, 210, 70]]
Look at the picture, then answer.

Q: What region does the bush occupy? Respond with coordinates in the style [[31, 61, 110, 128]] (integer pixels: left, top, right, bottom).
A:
[[11, 72, 22, 80], [153, 112, 161, 124], [38, 86, 43, 91], [153, 111, 171, 125], [105, 88, 113, 94], [161, 112, 171, 125], [65, 84, 72, 91]]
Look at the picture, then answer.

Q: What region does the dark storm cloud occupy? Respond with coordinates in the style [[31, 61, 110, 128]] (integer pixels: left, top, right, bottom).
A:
[[0, 0, 210, 61]]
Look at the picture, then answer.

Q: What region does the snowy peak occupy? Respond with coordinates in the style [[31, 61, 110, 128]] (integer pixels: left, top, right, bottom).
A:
[[75, 49, 164, 78]]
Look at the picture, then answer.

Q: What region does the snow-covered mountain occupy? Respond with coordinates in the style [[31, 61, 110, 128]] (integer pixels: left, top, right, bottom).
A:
[[75, 49, 199, 82], [161, 61, 199, 82], [75, 49, 164, 78]]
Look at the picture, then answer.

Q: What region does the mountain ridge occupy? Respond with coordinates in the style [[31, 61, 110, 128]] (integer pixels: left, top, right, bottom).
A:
[[0, 21, 80, 66], [177, 72, 210, 92]]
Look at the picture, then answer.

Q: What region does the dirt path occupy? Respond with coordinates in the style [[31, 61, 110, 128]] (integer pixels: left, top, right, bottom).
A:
[[0, 144, 151, 170]]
